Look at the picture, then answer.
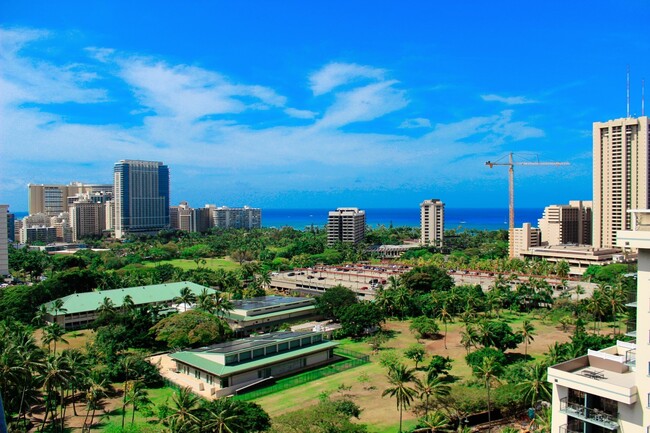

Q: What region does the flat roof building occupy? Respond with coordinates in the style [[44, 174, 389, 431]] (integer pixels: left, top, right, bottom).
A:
[[593, 116, 650, 248], [161, 331, 338, 398], [29, 183, 112, 216], [420, 199, 444, 247], [327, 208, 365, 246], [510, 222, 541, 258], [223, 295, 318, 336], [211, 206, 261, 230]]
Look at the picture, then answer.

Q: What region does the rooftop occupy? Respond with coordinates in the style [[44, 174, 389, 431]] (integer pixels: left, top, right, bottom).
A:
[[43, 281, 213, 315]]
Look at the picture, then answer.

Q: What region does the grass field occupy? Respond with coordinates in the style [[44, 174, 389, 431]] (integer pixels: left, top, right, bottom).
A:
[[141, 257, 240, 271], [253, 315, 573, 432]]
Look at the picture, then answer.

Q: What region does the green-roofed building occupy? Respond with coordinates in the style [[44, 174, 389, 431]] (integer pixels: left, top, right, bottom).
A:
[[43, 281, 213, 330], [164, 331, 338, 397], [223, 295, 319, 336]]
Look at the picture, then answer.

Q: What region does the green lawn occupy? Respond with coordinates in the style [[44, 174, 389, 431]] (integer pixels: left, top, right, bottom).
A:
[[141, 258, 240, 271], [98, 386, 176, 431]]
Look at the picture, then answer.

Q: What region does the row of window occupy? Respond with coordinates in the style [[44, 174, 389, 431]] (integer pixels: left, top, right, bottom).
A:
[[224, 335, 324, 365]]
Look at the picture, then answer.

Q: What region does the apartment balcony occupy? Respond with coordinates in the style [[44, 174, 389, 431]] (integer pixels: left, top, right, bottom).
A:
[[548, 346, 637, 405], [559, 398, 618, 430]]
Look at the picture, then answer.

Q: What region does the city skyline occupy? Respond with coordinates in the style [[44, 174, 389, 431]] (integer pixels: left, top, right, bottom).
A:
[[1, 2, 649, 211]]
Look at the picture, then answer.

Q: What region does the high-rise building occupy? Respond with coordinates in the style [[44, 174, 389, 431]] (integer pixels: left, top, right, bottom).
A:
[[0, 205, 9, 276], [593, 116, 650, 248], [211, 206, 261, 230], [113, 160, 170, 239], [28, 183, 112, 216], [420, 199, 445, 247], [510, 222, 541, 258], [538, 200, 592, 246], [70, 200, 107, 241], [327, 208, 366, 246], [548, 209, 650, 433]]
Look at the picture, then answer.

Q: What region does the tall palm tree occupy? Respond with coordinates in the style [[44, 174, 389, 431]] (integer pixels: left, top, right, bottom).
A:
[[125, 379, 152, 425], [96, 297, 116, 319], [175, 287, 197, 312], [201, 401, 240, 433], [382, 363, 418, 433], [520, 320, 536, 356], [416, 370, 451, 417], [437, 303, 452, 350], [214, 293, 234, 318], [39, 353, 71, 433], [196, 288, 217, 314], [83, 375, 110, 429], [122, 294, 136, 315], [41, 323, 68, 355], [62, 348, 87, 417], [474, 355, 500, 422]]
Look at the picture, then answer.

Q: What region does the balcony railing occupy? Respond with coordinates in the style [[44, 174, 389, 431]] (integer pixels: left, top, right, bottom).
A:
[[559, 424, 582, 433], [559, 398, 618, 430]]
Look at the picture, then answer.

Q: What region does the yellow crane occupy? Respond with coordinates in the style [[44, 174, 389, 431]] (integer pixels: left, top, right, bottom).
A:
[[485, 153, 570, 258]]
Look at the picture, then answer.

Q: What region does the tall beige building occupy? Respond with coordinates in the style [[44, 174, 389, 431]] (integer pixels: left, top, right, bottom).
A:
[[70, 200, 107, 241], [510, 222, 541, 258], [548, 209, 650, 433], [327, 208, 366, 245], [0, 205, 9, 276], [593, 116, 650, 248], [538, 200, 592, 246], [28, 183, 112, 216], [420, 199, 444, 247]]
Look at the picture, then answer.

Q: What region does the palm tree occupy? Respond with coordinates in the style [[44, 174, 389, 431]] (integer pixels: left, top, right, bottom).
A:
[[517, 363, 552, 405], [122, 294, 136, 314], [474, 355, 500, 422], [175, 287, 197, 312], [42, 323, 68, 354], [196, 288, 217, 313], [416, 370, 451, 417], [83, 375, 110, 430], [126, 379, 152, 425], [420, 411, 449, 433], [96, 297, 116, 319], [459, 324, 480, 355], [437, 303, 452, 350], [382, 363, 418, 433], [39, 353, 71, 433], [520, 320, 536, 356], [62, 348, 87, 416], [163, 387, 200, 432], [214, 293, 234, 318], [201, 401, 240, 433]]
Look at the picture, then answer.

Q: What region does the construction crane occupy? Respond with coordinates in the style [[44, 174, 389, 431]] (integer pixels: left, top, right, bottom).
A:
[[485, 153, 570, 258]]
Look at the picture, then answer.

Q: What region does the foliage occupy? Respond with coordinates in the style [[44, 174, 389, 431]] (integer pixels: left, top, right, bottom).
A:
[[338, 301, 384, 337], [401, 265, 453, 293], [427, 355, 453, 378], [410, 316, 440, 339], [465, 348, 506, 376], [404, 344, 426, 369], [315, 285, 359, 321], [270, 397, 368, 433], [583, 263, 634, 284], [151, 310, 232, 349], [477, 320, 523, 351]]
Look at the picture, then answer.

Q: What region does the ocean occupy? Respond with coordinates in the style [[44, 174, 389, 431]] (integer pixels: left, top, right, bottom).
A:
[[263, 208, 544, 231], [11, 208, 545, 232]]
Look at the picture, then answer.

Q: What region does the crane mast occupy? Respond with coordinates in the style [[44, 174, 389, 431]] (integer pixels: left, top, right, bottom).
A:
[[485, 152, 570, 258]]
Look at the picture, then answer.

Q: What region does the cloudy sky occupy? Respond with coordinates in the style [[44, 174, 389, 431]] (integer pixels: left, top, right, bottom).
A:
[[1, 1, 649, 211]]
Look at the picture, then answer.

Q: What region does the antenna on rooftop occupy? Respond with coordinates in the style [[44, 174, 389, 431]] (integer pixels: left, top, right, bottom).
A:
[[627, 65, 631, 118]]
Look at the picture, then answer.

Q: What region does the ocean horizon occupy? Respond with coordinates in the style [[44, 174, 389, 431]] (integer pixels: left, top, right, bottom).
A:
[[11, 207, 546, 232]]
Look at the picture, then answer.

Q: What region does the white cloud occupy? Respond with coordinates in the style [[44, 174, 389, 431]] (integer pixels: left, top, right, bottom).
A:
[[284, 107, 318, 119], [0, 28, 106, 105], [309, 62, 385, 95], [399, 117, 431, 129], [316, 80, 408, 128], [481, 94, 538, 105]]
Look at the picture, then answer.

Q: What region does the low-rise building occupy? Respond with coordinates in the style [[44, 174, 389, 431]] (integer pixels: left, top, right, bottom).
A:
[[223, 295, 318, 336], [162, 331, 338, 397], [42, 281, 213, 330], [520, 245, 626, 276]]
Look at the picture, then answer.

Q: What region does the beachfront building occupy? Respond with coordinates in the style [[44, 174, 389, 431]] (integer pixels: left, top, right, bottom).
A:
[[327, 208, 366, 246], [547, 209, 650, 433], [420, 199, 444, 247], [42, 281, 212, 330], [0, 205, 8, 276], [510, 223, 541, 258], [223, 295, 319, 336], [113, 160, 170, 239], [593, 116, 650, 248], [160, 331, 338, 398], [538, 200, 592, 246], [210, 206, 261, 230]]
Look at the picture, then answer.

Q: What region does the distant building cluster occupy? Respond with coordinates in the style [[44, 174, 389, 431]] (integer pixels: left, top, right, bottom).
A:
[[13, 159, 262, 244]]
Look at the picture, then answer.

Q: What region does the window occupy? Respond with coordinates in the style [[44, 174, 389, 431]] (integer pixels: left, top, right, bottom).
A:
[[301, 337, 311, 346], [194, 369, 200, 379], [266, 345, 277, 354], [253, 348, 265, 358], [239, 351, 251, 361], [278, 342, 289, 352], [290, 340, 300, 349], [225, 354, 238, 365]]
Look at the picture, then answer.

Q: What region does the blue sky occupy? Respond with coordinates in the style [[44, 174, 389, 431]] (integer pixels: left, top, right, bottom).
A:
[[1, 1, 649, 211]]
